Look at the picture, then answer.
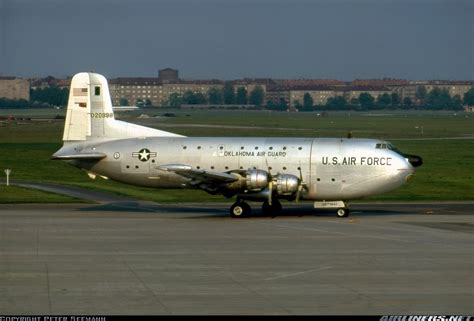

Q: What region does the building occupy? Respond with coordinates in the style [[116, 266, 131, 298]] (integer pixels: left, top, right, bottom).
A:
[[158, 68, 179, 82], [0, 77, 30, 101], [338, 86, 393, 102], [423, 81, 473, 98], [288, 86, 337, 107], [265, 89, 290, 107], [108, 77, 163, 106]]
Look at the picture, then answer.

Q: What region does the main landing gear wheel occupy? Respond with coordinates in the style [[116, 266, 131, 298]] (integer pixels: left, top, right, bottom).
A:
[[230, 201, 252, 218], [261, 200, 282, 217], [336, 208, 350, 218]]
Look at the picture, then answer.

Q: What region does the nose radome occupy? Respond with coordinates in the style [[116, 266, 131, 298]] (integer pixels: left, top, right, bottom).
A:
[[406, 154, 423, 168]]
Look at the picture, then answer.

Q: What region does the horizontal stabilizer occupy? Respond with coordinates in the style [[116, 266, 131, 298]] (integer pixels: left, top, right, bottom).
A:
[[51, 153, 107, 160]]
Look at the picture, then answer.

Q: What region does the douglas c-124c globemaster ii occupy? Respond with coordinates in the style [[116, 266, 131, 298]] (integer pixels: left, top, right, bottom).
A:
[[53, 72, 423, 218]]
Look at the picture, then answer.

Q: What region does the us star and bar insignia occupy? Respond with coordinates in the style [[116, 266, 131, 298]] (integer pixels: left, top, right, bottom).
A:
[[132, 148, 157, 162]]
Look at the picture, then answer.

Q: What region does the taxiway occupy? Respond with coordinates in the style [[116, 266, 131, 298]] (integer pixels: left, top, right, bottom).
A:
[[0, 200, 472, 315]]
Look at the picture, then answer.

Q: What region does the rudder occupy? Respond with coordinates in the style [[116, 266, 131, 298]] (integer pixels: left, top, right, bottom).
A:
[[62, 72, 182, 142]]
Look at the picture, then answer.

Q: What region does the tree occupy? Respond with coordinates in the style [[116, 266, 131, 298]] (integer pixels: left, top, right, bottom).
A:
[[301, 93, 314, 111], [267, 98, 287, 111], [391, 92, 400, 108], [0, 98, 30, 108], [402, 97, 413, 109], [249, 86, 264, 106], [235, 87, 248, 105], [145, 99, 152, 107], [426, 87, 451, 110], [183, 90, 208, 105], [416, 86, 427, 106], [208, 87, 223, 105], [119, 98, 129, 106], [136, 98, 144, 107], [223, 82, 235, 104], [449, 95, 463, 110], [30, 86, 68, 107], [326, 96, 347, 110], [168, 93, 182, 108], [463, 87, 474, 105], [376, 93, 392, 109], [293, 100, 302, 110], [349, 97, 360, 110], [194, 93, 208, 104], [358, 93, 375, 109]]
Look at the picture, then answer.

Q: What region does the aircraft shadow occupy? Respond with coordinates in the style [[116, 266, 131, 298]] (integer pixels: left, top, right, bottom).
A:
[[78, 202, 403, 218]]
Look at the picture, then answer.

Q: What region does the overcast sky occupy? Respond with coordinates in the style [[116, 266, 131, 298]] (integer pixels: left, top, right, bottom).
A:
[[0, 0, 472, 80]]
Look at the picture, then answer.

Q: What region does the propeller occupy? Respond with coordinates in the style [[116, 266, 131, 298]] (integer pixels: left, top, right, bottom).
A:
[[265, 159, 274, 206], [295, 163, 308, 203]]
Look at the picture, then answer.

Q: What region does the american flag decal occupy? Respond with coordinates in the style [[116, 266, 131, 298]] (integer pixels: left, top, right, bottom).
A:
[[73, 88, 88, 96]]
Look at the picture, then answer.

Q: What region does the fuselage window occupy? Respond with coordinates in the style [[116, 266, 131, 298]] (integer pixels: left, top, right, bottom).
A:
[[95, 86, 101, 96]]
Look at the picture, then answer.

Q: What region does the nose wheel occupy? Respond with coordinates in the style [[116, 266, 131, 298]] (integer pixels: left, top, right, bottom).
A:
[[230, 201, 252, 218], [336, 208, 350, 218]]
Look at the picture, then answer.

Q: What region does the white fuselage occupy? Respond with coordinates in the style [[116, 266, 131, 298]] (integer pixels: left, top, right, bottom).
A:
[[71, 137, 414, 201]]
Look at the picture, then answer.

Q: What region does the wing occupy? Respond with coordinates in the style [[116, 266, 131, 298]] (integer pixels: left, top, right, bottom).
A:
[[157, 164, 238, 185]]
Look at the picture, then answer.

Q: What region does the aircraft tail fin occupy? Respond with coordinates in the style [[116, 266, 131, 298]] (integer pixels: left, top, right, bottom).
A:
[[62, 72, 183, 142]]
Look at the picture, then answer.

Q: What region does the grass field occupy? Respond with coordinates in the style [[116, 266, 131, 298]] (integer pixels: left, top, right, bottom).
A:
[[0, 109, 473, 203], [0, 185, 80, 203]]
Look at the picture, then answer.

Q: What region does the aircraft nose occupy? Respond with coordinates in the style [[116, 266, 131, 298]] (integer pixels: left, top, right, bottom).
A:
[[405, 154, 423, 168]]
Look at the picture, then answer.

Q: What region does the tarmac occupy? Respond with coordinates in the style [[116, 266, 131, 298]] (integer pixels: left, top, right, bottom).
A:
[[1, 194, 473, 315]]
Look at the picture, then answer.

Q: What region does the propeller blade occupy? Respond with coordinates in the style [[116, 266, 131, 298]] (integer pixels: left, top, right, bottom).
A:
[[268, 181, 273, 206], [296, 184, 303, 203]]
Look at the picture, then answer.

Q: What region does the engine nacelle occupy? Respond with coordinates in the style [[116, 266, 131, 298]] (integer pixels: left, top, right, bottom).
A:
[[245, 169, 269, 191], [275, 174, 300, 195]]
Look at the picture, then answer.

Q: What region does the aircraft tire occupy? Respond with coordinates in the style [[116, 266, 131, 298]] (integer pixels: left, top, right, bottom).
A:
[[230, 202, 251, 218], [336, 208, 350, 218]]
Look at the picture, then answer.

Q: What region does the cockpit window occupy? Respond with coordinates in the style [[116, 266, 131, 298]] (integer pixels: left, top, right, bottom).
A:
[[387, 143, 405, 156], [376, 142, 405, 156]]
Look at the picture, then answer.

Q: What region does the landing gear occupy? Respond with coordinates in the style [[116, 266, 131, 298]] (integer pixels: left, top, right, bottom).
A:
[[261, 199, 282, 217], [230, 201, 252, 218], [336, 207, 350, 218]]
